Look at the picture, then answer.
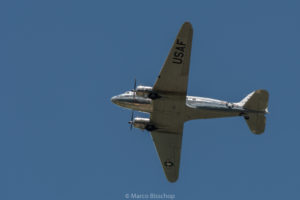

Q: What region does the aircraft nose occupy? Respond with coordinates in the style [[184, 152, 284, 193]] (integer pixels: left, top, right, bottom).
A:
[[111, 96, 118, 104]]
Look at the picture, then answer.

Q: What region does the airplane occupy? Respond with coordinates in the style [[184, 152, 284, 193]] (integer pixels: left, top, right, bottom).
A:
[[111, 22, 269, 182]]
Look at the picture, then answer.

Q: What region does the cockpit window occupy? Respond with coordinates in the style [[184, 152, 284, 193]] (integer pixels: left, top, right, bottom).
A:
[[123, 91, 133, 96]]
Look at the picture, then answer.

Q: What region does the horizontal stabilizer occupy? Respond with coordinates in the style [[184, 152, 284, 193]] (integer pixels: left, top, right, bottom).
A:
[[241, 89, 269, 111], [239, 89, 269, 134], [245, 114, 266, 134]]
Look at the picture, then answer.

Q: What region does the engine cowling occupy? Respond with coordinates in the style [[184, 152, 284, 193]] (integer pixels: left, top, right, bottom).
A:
[[131, 117, 156, 131], [136, 85, 153, 97]]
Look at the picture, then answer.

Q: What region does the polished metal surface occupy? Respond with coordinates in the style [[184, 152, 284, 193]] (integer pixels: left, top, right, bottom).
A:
[[110, 22, 269, 183]]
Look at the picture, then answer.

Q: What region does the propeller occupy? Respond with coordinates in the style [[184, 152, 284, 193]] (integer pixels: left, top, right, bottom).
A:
[[131, 78, 137, 100], [128, 111, 134, 130], [128, 78, 137, 130], [131, 78, 137, 92], [133, 78, 136, 91]]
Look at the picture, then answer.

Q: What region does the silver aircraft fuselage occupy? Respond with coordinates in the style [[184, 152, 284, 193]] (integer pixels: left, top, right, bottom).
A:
[[111, 91, 253, 121]]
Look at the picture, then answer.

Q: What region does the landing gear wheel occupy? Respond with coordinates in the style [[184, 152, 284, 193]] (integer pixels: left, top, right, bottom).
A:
[[145, 124, 156, 131], [244, 116, 250, 120], [148, 93, 160, 100]]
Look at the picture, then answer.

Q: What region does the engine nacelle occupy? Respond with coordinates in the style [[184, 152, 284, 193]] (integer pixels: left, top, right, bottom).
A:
[[132, 117, 150, 129], [136, 86, 153, 97], [132, 117, 156, 131]]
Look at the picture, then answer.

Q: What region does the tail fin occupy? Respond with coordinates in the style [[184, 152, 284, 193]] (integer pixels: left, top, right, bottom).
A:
[[239, 90, 269, 134]]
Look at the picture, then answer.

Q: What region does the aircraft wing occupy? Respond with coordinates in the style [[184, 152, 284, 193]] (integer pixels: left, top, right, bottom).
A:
[[150, 97, 185, 182], [150, 114, 184, 183], [152, 22, 193, 96]]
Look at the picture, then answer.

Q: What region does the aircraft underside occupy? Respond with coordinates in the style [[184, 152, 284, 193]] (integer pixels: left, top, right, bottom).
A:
[[111, 22, 269, 182]]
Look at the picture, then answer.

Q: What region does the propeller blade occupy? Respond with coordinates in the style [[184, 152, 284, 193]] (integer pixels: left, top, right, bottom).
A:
[[128, 111, 134, 130], [134, 78, 136, 91], [131, 111, 134, 121], [128, 121, 133, 130], [133, 78, 136, 100]]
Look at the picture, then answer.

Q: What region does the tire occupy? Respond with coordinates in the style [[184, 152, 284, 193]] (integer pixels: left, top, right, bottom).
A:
[[148, 93, 160, 100], [146, 125, 156, 131], [244, 116, 250, 120]]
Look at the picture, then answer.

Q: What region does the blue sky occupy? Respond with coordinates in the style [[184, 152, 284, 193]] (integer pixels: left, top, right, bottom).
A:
[[1, 0, 300, 199]]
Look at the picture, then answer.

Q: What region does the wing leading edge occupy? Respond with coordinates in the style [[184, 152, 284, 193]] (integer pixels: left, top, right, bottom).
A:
[[153, 22, 193, 96]]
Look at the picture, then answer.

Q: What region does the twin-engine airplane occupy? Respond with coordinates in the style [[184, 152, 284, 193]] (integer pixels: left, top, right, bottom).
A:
[[111, 22, 269, 182]]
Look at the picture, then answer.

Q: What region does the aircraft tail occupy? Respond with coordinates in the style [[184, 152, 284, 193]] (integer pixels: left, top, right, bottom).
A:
[[238, 90, 269, 134]]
